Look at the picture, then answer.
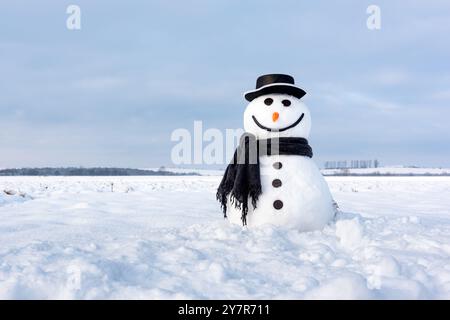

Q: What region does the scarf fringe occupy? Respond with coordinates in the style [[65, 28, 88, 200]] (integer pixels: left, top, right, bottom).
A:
[[216, 184, 261, 226]]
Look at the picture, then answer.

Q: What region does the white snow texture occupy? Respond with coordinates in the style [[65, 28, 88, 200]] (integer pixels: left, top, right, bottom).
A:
[[1, 176, 450, 299]]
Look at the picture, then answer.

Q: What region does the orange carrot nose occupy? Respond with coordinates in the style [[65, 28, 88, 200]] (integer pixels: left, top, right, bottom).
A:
[[272, 112, 279, 122]]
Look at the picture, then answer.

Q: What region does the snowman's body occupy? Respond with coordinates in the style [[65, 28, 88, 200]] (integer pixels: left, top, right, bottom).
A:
[[227, 155, 334, 231], [225, 89, 335, 231]]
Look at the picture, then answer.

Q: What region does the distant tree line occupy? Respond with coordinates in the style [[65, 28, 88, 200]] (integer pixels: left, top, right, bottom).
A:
[[0, 167, 200, 176], [324, 159, 379, 169]]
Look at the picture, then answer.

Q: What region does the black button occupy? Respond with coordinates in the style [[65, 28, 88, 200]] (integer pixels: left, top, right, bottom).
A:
[[273, 162, 282, 169], [273, 200, 283, 210], [272, 179, 282, 188]]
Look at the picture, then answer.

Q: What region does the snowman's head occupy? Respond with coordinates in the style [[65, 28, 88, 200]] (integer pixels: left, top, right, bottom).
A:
[[243, 93, 311, 139]]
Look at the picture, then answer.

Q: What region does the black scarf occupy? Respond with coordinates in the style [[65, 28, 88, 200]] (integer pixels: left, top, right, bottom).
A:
[[216, 133, 313, 225]]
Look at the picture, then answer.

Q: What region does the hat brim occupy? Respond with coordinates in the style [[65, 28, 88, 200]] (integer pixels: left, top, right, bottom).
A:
[[244, 83, 306, 102]]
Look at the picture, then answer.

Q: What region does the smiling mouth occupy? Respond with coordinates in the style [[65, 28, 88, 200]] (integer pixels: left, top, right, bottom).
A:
[[252, 113, 304, 132]]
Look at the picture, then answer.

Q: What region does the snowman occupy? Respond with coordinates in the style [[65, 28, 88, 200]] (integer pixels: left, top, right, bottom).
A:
[[217, 74, 335, 231]]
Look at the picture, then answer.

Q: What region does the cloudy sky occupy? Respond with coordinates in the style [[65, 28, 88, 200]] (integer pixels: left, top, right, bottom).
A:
[[1, 0, 449, 168]]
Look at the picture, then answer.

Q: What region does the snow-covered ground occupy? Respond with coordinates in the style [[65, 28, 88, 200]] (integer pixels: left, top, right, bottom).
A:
[[321, 167, 450, 176], [1, 176, 450, 299], [145, 167, 224, 176]]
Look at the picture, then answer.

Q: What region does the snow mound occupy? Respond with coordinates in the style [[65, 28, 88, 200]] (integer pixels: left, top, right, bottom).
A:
[[335, 217, 365, 249], [305, 274, 374, 299], [0, 192, 31, 207]]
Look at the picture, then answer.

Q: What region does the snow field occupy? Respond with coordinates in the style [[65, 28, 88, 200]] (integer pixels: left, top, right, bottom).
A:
[[1, 176, 450, 299]]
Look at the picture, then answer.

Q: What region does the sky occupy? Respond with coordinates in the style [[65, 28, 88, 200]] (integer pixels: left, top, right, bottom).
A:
[[0, 0, 449, 169]]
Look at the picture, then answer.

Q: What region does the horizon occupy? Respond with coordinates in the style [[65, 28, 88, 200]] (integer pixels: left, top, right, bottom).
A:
[[1, 163, 450, 170]]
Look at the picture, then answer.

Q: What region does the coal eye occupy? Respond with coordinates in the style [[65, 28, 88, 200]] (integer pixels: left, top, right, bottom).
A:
[[264, 98, 273, 106], [282, 99, 291, 107]]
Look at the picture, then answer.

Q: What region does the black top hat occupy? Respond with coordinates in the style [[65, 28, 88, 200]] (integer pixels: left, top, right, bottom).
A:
[[244, 74, 306, 102]]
